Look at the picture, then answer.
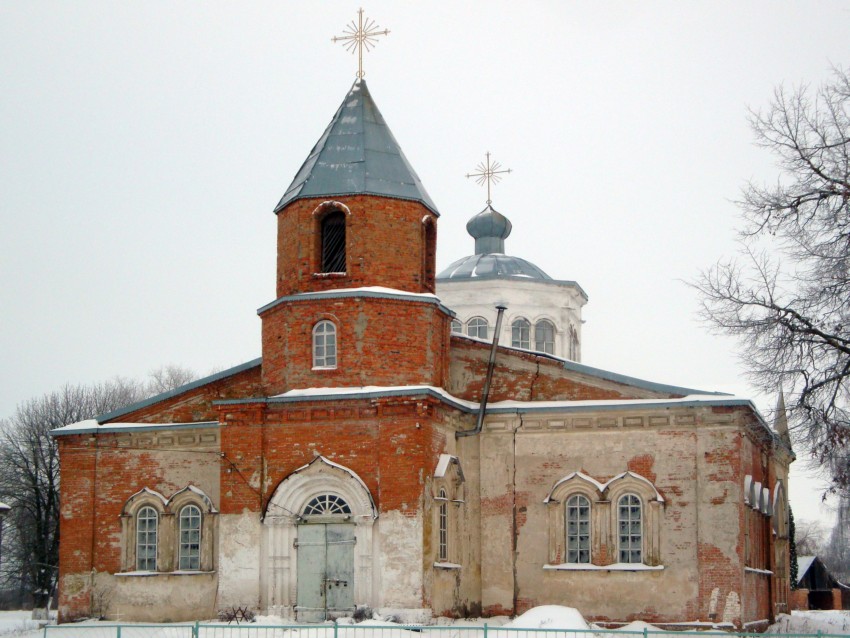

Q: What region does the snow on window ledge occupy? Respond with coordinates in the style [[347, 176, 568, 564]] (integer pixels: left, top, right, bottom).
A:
[[744, 567, 774, 576], [113, 569, 215, 577], [433, 562, 462, 570], [543, 563, 664, 572]]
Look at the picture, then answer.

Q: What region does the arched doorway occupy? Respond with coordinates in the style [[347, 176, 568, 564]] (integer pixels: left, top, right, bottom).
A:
[[262, 457, 376, 620]]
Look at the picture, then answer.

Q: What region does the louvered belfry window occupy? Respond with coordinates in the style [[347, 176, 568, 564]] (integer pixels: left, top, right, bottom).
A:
[[321, 211, 346, 273]]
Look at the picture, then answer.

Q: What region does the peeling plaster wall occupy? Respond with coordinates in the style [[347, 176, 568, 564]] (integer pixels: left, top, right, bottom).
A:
[[474, 406, 764, 624], [217, 511, 262, 609]]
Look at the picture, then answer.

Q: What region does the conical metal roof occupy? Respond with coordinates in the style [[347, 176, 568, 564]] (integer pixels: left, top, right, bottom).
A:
[[275, 79, 438, 215]]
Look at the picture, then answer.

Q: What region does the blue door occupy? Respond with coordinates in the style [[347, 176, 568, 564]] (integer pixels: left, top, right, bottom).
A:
[[295, 523, 355, 622]]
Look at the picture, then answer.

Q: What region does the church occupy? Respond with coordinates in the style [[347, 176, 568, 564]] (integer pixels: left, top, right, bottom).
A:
[[53, 73, 793, 628]]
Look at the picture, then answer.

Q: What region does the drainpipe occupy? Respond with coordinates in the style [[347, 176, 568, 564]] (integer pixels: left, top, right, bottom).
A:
[[457, 304, 507, 438]]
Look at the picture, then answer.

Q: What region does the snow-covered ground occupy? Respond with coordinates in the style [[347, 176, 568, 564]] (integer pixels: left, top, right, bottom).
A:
[[767, 610, 850, 635], [2, 607, 849, 638]]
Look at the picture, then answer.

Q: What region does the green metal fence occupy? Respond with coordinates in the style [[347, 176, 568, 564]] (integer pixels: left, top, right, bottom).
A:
[[41, 624, 849, 638]]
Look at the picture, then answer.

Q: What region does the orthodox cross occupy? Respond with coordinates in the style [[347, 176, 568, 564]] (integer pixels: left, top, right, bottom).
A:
[[466, 152, 512, 205], [332, 8, 390, 79]]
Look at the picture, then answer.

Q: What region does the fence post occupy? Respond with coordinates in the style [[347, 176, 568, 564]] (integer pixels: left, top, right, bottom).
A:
[[193, 620, 200, 638], [334, 619, 338, 638], [116, 624, 121, 638], [42, 624, 47, 638], [643, 628, 647, 638], [484, 622, 488, 638]]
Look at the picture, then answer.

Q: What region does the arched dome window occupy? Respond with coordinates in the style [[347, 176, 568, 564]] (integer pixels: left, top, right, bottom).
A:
[[467, 317, 489, 340], [535, 320, 555, 354], [511, 319, 530, 349]]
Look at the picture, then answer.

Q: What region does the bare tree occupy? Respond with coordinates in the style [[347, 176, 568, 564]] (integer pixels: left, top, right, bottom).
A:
[[146, 364, 197, 395], [695, 66, 850, 493], [793, 518, 827, 556], [0, 380, 145, 612]]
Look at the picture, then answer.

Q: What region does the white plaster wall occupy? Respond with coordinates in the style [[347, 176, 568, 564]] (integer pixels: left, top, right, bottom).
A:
[[436, 279, 586, 361], [376, 510, 424, 609], [218, 511, 262, 609]]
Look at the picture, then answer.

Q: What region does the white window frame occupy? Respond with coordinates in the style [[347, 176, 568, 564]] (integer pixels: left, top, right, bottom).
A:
[[512, 318, 530, 349], [438, 488, 449, 561], [450, 319, 463, 334], [178, 504, 202, 571], [313, 320, 338, 369], [566, 494, 591, 564], [136, 506, 158, 571], [467, 316, 489, 340], [535, 319, 555, 354], [617, 493, 642, 564]]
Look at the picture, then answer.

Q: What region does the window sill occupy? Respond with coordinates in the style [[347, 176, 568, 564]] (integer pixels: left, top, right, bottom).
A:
[[744, 567, 773, 575], [114, 569, 215, 577], [544, 563, 664, 572], [312, 272, 347, 278], [312, 366, 338, 371], [433, 562, 462, 570]]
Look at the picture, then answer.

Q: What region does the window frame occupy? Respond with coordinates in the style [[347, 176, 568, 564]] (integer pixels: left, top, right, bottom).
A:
[[438, 488, 449, 561], [136, 506, 159, 572], [319, 210, 347, 273], [617, 493, 643, 564], [312, 320, 338, 369], [534, 319, 556, 354], [565, 494, 591, 564], [467, 316, 489, 340], [178, 504, 202, 571], [511, 318, 531, 349]]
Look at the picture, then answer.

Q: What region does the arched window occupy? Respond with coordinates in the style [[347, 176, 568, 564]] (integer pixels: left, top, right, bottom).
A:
[[467, 317, 489, 340], [313, 320, 337, 369], [618, 494, 642, 563], [136, 506, 158, 571], [303, 494, 351, 516], [566, 495, 591, 564], [511, 319, 530, 349], [568, 326, 579, 361], [320, 211, 346, 273], [422, 218, 437, 293], [438, 488, 448, 561], [178, 505, 202, 570], [451, 319, 463, 334], [535, 320, 555, 354]]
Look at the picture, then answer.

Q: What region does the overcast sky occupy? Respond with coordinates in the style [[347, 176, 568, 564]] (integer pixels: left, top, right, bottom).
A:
[[2, 2, 848, 523]]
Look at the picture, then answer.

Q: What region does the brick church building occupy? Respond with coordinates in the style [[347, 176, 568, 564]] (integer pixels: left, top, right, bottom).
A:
[[54, 79, 793, 628]]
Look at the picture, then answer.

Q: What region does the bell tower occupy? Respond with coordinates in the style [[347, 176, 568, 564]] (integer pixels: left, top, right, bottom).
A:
[[259, 80, 451, 394]]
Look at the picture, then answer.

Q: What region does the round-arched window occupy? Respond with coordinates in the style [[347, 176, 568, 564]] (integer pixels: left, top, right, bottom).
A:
[[303, 494, 352, 516]]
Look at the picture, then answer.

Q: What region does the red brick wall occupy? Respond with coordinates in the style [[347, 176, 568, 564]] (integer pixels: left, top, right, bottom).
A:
[[276, 196, 438, 297], [218, 396, 451, 516], [57, 427, 220, 621], [102, 364, 263, 424], [448, 338, 682, 402], [789, 588, 809, 610], [260, 296, 450, 395]]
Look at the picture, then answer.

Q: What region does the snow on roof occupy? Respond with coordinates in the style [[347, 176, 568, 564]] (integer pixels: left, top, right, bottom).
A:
[[434, 454, 464, 481], [257, 286, 454, 317], [797, 555, 817, 584], [51, 419, 218, 437], [544, 470, 665, 503], [247, 385, 762, 420]]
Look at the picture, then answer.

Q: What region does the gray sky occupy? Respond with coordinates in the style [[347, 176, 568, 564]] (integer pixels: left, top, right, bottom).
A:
[[2, 2, 848, 523]]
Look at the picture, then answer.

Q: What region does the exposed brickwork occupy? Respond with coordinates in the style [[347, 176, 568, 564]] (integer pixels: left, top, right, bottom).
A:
[[102, 364, 263, 424], [276, 196, 438, 296], [260, 295, 450, 395], [448, 338, 684, 402]]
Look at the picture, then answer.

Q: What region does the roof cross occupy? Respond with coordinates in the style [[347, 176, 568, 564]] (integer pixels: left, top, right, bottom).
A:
[[332, 8, 390, 79], [466, 152, 512, 205]]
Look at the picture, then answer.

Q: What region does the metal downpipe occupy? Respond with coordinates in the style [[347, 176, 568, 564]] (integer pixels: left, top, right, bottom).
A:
[[457, 304, 507, 438]]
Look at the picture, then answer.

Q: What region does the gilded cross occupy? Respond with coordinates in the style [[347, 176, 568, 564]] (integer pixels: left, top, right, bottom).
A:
[[466, 152, 512, 205], [332, 8, 390, 79]]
